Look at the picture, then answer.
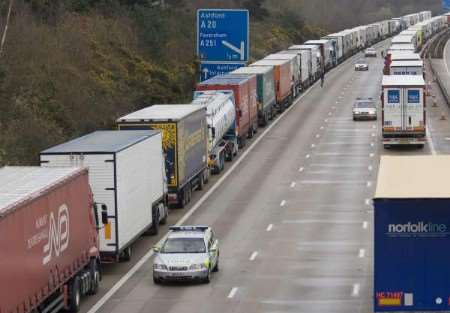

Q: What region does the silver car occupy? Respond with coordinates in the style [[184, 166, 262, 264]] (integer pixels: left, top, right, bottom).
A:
[[353, 98, 377, 121], [365, 48, 377, 57], [355, 59, 369, 71], [153, 226, 219, 284]]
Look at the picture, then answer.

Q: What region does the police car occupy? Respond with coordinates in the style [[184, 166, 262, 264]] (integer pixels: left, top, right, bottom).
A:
[[152, 226, 219, 284]]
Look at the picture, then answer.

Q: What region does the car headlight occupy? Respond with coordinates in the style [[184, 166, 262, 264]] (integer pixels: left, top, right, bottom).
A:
[[354, 111, 360, 114], [153, 263, 168, 270], [189, 263, 208, 270]]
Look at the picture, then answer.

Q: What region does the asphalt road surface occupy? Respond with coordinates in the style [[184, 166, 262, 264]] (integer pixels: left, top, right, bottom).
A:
[[79, 39, 450, 313]]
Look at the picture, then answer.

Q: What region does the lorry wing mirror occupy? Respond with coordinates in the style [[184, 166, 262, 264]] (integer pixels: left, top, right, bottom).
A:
[[101, 207, 108, 225]]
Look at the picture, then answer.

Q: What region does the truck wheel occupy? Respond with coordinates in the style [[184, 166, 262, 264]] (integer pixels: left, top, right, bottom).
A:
[[88, 260, 100, 295], [187, 185, 192, 203], [68, 276, 81, 312], [159, 203, 168, 225], [248, 127, 254, 139], [178, 189, 186, 209], [147, 207, 159, 235], [212, 258, 219, 272], [121, 246, 132, 262], [198, 172, 205, 190]]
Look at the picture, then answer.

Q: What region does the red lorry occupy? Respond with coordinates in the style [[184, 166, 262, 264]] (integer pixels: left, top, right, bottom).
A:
[[197, 74, 258, 148], [0, 166, 103, 313]]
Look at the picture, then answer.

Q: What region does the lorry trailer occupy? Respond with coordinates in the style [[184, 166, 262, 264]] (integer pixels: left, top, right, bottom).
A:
[[289, 45, 321, 79], [231, 66, 277, 125], [304, 40, 333, 70], [278, 49, 312, 88], [0, 166, 101, 313], [264, 53, 302, 97], [41, 130, 168, 262], [381, 75, 426, 148], [390, 60, 423, 75], [117, 106, 208, 209], [192, 90, 239, 174], [197, 75, 257, 146], [374, 156, 450, 312]]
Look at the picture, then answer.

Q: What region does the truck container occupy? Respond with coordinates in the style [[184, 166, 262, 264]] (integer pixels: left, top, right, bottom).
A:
[[250, 59, 293, 112], [289, 45, 321, 79], [381, 75, 426, 148], [264, 53, 301, 96], [390, 60, 423, 76], [117, 106, 208, 209], [388, 44, 416, 54], [197, 74, 257, 145], [41, 130, 168, 262], [389, 52, 421, 62], [391, 35, 417, 49], [231, 66, 276, 125], [304, 40, 333, 71], [0, 166, 101, 313], [192, 90, 239, 174], [322, 33, 344, 64], [374, 155, 450, 312], [278, 49, 311, 88], [354, 26, 368, 49]]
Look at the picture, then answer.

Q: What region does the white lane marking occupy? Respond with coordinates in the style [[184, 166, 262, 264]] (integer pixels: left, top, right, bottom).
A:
[[372, 125, 376, 129], [266, 224, 273, 231], [368, 165, 373, 171], [328, 112, 332, 116], [352, 283, 361, 297], [290, 181, 296, 188], [86, 75, 319, 313], [228, 287, 238, 299], [445, 137, 450, 141], [363, 221, 368, 229], [306, 154, 311, 159], [249, 251, 258, 261], [358, 249, 365, 258], [444, 39, 450, 77], [369, 153, 374, 158], [311, 144, 316, 148], [280, 200, 286, 207], [324, 119, 329, 123], [320, 126, 325, 130], [370, 142, 374, 148], [316, 134, 321, 138], [365, 198, 371, 206], [367, 181, 372, 187], [298, 167, 304, 172], [371, 133, 376, 137], [332, 106, 336, 109], [426, 125, 437, 155]]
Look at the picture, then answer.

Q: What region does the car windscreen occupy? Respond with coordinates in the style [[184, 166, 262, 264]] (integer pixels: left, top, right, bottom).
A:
[[161, 237, 206, 253], [354, 101, 375, 108]]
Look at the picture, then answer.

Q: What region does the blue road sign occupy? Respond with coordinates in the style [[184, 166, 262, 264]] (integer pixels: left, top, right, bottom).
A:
[[197, 9, 249, 62], [443, 0, 450, 11], [200, 62, 245, 82]]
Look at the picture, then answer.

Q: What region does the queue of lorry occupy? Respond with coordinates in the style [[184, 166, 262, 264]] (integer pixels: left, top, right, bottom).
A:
[[381, 15, 447, 148], [0, 9, 443, 313]]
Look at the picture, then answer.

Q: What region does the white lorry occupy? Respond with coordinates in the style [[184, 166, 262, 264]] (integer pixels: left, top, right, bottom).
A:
[[40, 130, 168, 262], [381, 75, 426, 148]]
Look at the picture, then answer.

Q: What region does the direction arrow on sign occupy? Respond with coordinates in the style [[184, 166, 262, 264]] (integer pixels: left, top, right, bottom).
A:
[[200, 62, 245, 82], [222, 40, 245, 61]]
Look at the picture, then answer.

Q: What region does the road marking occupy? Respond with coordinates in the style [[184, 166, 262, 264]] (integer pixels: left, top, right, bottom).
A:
[[324, 119, 329, 123], [290, 181, 296, 188], [369, 153, 374, 158], [298, 167, 304, 172], [328, 112, 332, 116], [363, 221, 368, 229], [370, 142, 374, 147], [311, 144, 316, 148], [372, 125, 376, 129], [426, 125, 437, 155], [371, 133, 376, 137], [352, 283, 360, 297], [249, 251, 258, 261], [365, 198, 371, 206], [85, 42, 364, 313], [358, 249, 365, 258], [228, 287, 238, 299], [368, 165, 373, 171], [316, 134, 321, 138], [266, 224, 273, 231], [280, 200, 286, 207], [367, 181, 372, 187], [306, 154, 311, 159], [320, 126, 324, 130]]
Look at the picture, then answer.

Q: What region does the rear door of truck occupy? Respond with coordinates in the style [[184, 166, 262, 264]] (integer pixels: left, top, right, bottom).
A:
[[383, 88, 403, 131], [404, 88, 424, 131]]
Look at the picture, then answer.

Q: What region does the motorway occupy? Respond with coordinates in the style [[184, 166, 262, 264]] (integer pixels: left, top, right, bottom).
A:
[[79, 39, 450, 313]]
